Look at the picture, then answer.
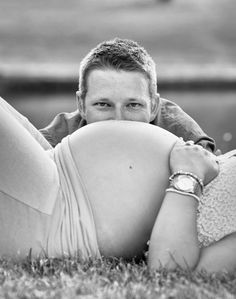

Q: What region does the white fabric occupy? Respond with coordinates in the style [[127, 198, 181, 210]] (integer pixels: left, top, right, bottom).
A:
[[46, 137, 101, 259], [198, 150, 236, 246]]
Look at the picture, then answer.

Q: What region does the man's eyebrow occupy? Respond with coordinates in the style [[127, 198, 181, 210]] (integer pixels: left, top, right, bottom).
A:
[[92, 97, 110, 101], [127, 98, 146, 102]]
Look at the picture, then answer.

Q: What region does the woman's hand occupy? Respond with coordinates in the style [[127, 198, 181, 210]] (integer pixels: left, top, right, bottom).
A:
[[170, 140, 219, 185]]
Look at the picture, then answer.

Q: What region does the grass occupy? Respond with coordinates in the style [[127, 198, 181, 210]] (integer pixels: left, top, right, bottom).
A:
[[1, 256, 236, 299]]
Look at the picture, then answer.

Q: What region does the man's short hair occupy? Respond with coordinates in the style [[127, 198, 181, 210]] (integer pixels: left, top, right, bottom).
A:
[[78, 38, 157, 100]]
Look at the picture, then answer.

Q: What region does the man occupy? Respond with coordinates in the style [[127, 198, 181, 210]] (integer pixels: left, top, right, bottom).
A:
[[40, 38, 216, 151]]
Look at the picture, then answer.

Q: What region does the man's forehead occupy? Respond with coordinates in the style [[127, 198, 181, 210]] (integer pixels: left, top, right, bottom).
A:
[[87, 69, 149, 86], [85, 71, 151, 103]]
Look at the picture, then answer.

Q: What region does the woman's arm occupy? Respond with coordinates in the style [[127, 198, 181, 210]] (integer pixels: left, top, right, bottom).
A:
[[148, 191, 200, 270], [0, 97, 59, 214], [148, 141, 219, 271], [0, 97, 52, 150]]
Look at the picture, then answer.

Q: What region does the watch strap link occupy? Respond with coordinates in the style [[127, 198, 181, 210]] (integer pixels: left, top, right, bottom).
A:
[[169, 171, 204, 193]]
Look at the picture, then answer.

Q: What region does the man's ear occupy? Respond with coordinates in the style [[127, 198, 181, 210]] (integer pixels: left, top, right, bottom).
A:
[[150, 93, 160, 122], [76, 91, 86, 119]]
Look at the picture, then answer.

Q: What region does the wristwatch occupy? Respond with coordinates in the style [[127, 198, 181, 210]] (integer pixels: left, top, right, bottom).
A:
[[169, 174, 202, 197]]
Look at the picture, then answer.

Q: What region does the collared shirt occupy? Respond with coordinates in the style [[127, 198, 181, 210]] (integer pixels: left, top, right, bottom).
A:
[[39, 98, 216, 152]]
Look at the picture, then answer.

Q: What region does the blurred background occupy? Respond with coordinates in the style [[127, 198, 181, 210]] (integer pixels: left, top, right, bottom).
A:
[[0, 0, 236, 152]]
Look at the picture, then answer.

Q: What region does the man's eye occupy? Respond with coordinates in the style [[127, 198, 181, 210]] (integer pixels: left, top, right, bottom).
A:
[[128, 103, 142, 109], [94, 102, 110, 107]]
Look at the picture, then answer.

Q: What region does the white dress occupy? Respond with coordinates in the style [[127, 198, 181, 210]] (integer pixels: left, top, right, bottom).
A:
[[197, 150, 236, 247]]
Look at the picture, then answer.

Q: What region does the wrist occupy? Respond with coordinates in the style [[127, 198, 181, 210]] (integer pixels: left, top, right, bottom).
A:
[[168, 171, 204, 201], [166, 188, 200, 204]]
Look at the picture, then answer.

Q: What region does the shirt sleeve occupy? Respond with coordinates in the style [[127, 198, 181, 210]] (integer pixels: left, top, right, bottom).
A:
[[152, 98, 216, 152]]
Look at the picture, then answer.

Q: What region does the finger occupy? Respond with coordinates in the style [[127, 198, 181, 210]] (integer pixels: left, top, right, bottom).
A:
[[215, 149, 222, 156], [185, 140, 195, 146], [172, 138, 185, 148]]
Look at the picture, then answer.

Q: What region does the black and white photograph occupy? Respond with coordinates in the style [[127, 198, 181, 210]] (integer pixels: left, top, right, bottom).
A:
[[0, 0, 236, 298]]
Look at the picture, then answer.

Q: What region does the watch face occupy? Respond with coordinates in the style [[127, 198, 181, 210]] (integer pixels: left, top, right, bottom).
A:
[[175, 175, 195, 192]]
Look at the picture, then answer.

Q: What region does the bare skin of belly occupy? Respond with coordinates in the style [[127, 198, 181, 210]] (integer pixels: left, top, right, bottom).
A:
[[69, 121, 178, 258]]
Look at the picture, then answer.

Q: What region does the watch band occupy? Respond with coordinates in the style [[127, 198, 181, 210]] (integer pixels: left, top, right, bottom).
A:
[[169, 171, 204, 193], [169, 178, 202, 197]]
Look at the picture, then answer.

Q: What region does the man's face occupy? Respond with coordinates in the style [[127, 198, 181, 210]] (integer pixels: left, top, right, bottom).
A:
[[78, 69, 158, 124]]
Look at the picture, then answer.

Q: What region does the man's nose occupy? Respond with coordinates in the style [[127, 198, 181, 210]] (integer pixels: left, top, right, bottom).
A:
[[114, 108, 125, 120]]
